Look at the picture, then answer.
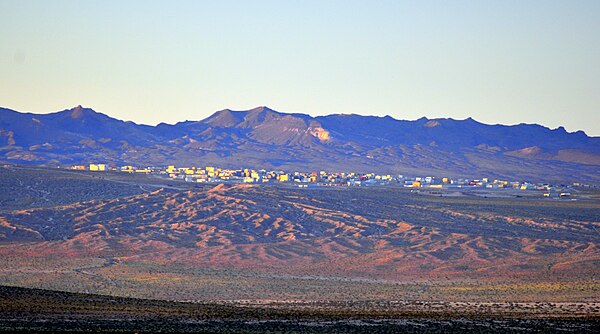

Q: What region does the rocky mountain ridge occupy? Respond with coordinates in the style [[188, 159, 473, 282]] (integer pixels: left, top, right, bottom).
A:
[[1, 105, 599, 182]]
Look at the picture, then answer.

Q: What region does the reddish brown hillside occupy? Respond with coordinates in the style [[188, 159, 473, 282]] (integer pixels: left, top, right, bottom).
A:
[[1, 183, 599, 282]]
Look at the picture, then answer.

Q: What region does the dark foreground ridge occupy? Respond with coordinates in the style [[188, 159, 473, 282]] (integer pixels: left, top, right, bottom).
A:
[[0, 285, 598, 333]]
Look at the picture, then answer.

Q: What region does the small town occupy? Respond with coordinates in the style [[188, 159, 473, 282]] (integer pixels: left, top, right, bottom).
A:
[[71, 163, 581, 197]]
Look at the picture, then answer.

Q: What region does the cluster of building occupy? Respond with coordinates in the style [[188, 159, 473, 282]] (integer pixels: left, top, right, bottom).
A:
[[71, 163, 575, 196]]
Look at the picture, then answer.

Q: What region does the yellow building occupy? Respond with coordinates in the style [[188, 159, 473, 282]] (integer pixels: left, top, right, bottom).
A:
[[442, 177, 449, 183], [278, 174, 289, 182], [120, 166, 134, 173], [412, 181, 422, 188], [89, 164, 107, 171]]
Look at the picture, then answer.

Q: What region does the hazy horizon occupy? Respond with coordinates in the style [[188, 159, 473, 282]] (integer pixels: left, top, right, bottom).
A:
[[2, 0, 600, 135]]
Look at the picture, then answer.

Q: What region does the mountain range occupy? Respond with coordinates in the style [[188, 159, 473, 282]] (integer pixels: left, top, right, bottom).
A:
[[1, 105, 599, 183]]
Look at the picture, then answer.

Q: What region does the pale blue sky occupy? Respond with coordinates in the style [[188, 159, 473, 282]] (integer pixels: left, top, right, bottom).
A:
[[1, 0, 599, 135]]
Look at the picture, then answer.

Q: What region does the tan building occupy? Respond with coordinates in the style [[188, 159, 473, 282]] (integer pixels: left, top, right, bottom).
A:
[[89, 164, 107, 171]]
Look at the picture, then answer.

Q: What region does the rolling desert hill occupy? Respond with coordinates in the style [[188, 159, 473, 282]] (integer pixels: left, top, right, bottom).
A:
[[1, 166, 599, 304], [3, 182, 598, 280], [1, 105, 599, 182]]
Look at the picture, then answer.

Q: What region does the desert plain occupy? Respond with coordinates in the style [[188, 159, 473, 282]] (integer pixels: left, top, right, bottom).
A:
[[0, 165, 599, 332]]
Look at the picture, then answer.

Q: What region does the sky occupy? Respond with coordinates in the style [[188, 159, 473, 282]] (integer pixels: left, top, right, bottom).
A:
[[1, 0, 599, 135]]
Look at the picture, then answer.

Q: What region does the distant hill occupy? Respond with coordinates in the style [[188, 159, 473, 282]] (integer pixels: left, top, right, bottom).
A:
[[1, 105, 599, 182]]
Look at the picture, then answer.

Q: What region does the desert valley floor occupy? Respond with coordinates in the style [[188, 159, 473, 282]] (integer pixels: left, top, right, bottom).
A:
[[0, 165, 599, 332]]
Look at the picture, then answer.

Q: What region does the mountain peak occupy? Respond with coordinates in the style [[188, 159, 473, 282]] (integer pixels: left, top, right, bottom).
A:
[[69, 105, 86, 119], [204, 108, 246, 127], [204, 106, 281, 128], [249, 106, 275, 113], [245, 106, 284, 120], [67, 105, 100, 120]]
